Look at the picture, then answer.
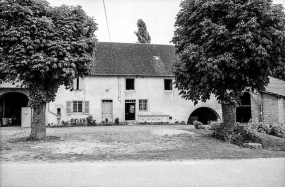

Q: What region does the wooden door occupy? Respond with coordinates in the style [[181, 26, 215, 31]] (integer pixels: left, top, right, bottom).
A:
[[102, 100, 113, 122]]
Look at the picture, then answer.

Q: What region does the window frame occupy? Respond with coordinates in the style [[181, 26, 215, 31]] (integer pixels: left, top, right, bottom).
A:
[[126, 78, 135, 90], [164, 79, 173, 90], [73, 101, 83, 113], [139, 99, 148, 111]]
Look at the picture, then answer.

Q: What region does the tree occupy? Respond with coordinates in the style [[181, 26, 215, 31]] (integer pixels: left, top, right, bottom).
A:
[[0, 0, 97, 139], [134, 19, 151, 43], [172, 0, 285, 131]]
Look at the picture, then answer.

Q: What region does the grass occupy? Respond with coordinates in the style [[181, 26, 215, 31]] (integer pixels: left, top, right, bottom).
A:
[[255, 132, 285, 151], [0, 125, 284, 162]]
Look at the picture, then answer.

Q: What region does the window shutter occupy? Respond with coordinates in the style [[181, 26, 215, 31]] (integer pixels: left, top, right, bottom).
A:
[[79, 77, 84, 90], [66, 101, 72, 114], [84, 101, 89, 114], [73, 79, 77, 90]]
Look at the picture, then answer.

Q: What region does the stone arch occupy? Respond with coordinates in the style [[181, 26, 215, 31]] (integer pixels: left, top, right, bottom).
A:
[[0, 90, 29, 126], [188, 107, 220, 124]]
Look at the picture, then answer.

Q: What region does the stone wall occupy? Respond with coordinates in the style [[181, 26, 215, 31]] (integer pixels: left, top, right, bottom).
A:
[[250, 92, 261, 123], [262, 93, 279, 124]]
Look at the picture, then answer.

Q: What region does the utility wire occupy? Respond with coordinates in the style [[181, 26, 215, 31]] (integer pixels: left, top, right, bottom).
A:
[[102, 0, 115, 65], [103, 0, 112, 42]]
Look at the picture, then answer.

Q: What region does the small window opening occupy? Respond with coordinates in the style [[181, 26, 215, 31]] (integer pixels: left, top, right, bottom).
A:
[[126, 79, 135, 90], [57, 108, 61, 115], [164, 79, 172, 90]]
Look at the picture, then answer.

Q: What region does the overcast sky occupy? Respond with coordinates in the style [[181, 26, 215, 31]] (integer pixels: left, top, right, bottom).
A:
[[47, 0, 285, 45]]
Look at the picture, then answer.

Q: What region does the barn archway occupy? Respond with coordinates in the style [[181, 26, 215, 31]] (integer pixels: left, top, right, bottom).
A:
[[188, 107, 219, 124], [0, 92, 29, 126]]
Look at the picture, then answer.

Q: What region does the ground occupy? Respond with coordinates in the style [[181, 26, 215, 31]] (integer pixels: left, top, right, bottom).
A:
[[0, 125, 284, 162]]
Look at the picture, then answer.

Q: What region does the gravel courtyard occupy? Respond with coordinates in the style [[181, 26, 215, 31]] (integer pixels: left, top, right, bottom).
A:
[[1, 125, 284, 162]]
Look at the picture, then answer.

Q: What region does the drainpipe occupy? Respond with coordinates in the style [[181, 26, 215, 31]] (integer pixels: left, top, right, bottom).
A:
[[260, 96, 264, 123], [48, 103, 57, 116]]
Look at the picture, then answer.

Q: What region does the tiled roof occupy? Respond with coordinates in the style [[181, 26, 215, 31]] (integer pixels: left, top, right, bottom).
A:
[[264, 77, 285, 97], [91, 42, 177, 77]]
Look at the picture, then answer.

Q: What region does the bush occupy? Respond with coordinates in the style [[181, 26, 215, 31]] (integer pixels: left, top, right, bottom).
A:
[[193, 120, 204, 129], [213, 123, 262, 146], [256, 123, 271, 134], [209, 121, 223, 131], [269, 126, 285, 139], [115, 117, 119, 125], [86, 115, 96, 126]]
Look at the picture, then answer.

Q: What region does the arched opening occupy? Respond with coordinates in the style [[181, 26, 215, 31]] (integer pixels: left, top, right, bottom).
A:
[[0, 92, 29, 126], [236, 92, 251, 123], [188, 107, 219, 124]]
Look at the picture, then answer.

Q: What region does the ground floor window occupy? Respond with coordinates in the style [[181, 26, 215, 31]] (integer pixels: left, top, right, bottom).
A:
[[73, 101, 83, 113], [66, 101, 89, 114], [139, 100, 148, 111]]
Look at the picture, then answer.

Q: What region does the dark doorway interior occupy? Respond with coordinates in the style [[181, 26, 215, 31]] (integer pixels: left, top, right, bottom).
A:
[[125, 102, 135, 120], [188, 107, 218, 124], [236, 92, 251, 123], [0, 92, 28, 126]]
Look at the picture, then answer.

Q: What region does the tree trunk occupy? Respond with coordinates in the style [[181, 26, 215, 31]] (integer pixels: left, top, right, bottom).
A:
[[221, 103, 236, 132], [30, 103, 46, 140]]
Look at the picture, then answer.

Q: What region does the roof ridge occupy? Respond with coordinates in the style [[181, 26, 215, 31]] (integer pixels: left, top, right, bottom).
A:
[[98, 41, 174, 46]]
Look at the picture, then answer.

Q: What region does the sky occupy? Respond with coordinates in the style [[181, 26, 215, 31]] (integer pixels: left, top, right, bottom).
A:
[[47, 0, 285, 45]]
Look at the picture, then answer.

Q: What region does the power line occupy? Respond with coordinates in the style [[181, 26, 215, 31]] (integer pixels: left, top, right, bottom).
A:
[[103, 0, 112, 42]]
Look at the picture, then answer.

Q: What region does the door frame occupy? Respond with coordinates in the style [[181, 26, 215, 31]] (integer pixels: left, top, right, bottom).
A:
[[125, 99, 136, 121], [101, 99, 113, 122]]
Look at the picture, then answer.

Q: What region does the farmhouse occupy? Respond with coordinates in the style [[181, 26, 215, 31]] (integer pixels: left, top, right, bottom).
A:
[[0, 42, 284, 126]]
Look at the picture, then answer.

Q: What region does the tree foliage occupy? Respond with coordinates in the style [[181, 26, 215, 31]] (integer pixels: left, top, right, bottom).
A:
[[0, 0, 97, 107], [172, 0, 285, 105], [0, 0, 97, 139], [134, 19, 151, 43]]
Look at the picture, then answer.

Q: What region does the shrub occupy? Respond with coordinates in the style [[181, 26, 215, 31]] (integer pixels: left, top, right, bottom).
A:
[[193, 120, 204, 129], [115, 117, 119, 125], [213, 123, 262, 146], [209, 121, 222, 131], [256, 123, 271, 134], [86, 115, 96, 126], [269, 126, 285, 139]]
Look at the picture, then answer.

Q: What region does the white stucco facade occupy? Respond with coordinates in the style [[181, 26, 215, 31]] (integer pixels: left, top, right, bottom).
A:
[[46, 76, 222, 125]]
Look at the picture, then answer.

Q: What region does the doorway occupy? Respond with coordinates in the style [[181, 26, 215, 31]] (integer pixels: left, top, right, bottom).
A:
[[0, 92, 29, 126], [188, 107, 219, 124], [102, 100, 113, 122], [125, 100, 136, 120]]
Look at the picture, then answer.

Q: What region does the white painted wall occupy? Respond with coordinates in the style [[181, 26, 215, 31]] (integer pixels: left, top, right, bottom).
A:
[[46, 76, 222, 124]]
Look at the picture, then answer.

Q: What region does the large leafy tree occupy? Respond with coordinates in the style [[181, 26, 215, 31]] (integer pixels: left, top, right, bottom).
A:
[[0, 0, 97, 139], [172, 0, 285, 131], [134, 19, 151, 43]]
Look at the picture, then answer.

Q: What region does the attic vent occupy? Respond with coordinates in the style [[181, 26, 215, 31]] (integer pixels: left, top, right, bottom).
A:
[[153, 56, 160, 60]]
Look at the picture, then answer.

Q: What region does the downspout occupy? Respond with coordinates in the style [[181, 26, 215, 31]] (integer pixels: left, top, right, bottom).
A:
[[260, 95, 264, 123], [48, 103, 57, 126], [48, 103, 57, 116]]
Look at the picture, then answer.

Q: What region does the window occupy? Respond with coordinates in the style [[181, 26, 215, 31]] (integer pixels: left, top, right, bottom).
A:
[[73, 101, 83, 113], [164, 79, 172, 90], [66, 101, 89, 114], [126, 79, 135, 90], [139, 100, 148, 111], [73, 77, 83, 90]]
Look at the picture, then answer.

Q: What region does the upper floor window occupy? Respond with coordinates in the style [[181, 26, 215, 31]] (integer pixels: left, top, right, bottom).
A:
[[164, 79, 172, 90], [126, 79, 135, 90], [73, 77, 83, 90]]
